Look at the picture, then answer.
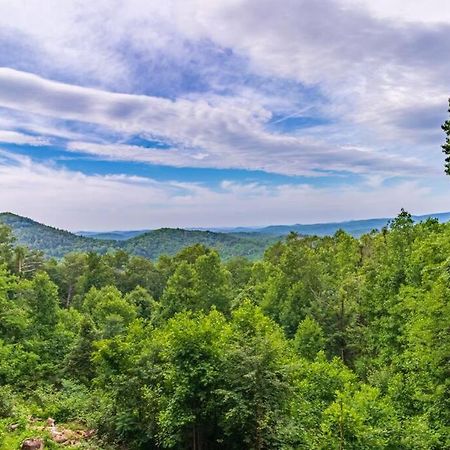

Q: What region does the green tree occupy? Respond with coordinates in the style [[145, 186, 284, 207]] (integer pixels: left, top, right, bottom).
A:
[[124, 286, 158, 320], [0, 265, 29, 341], [0, 223, 14, 266], [161, 261, 198, 317], [58, 252, 88, 308], [217, 302, 293, 449], [193, 251, 231, 313], [122, 255, 164, 298], [26, 271, 59, 330], [64, 317, 98, 384], [294, 316, 326, 360], [83, 286, 137, 338], [442, 98, 450, 174]]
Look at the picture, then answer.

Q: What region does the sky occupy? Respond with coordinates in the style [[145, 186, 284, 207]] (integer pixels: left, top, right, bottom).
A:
[[0, 0, 449, 230]]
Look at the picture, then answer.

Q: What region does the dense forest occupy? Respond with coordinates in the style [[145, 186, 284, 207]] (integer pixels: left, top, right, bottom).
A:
[[0, 209, 449, 449]]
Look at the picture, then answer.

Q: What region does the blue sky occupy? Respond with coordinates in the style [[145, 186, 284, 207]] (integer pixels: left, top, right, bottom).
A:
[[0, 0, 449, 230]]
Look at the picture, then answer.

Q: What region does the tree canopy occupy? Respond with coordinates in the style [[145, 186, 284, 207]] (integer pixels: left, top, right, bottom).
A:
[[0, 212, 450, 449], [443, 98, 450, 174]]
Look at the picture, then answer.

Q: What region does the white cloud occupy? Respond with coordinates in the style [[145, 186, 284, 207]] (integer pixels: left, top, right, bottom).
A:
[[341, 0, 450, 24], [0, 130, 50, 146], [0, 149, 447, 230]]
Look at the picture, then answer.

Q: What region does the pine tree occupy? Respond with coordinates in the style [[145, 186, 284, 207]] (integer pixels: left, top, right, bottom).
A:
[[442, 98, 450, 174]]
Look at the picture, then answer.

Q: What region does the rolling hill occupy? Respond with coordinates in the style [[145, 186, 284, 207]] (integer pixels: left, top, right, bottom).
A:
[[3, 211, 450, 261], [0, 212, 115, 257], [0, 213, 276, 260], [123, 228, 277, 260]]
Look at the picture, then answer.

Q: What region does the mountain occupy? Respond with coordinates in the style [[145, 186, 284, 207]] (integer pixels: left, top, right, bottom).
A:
[[0, 213, 275, 260], [77, 212, 450, 241], [0, 212, 115, 257], [123, 228, 277, 260], [252, 218, 394, 237], [207, 212, 450, 237], [3, 211, 450, 261]]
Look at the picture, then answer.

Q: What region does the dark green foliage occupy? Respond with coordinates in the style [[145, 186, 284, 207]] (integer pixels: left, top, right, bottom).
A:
[[0, 223, 14, 265], [442, 98, 450, 174], [1, 210, 450, 449], [64, 318, 98, 384]]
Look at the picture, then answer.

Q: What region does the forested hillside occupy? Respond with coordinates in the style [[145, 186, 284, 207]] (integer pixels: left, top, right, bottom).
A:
[[0, 209, 449, 449], [0, 213, 276, 260], [0, 213, 115, 257], [124, 228, 277, 260]]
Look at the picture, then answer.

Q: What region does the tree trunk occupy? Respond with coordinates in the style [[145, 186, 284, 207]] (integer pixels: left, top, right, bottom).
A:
[[66, 284, 73, 308]]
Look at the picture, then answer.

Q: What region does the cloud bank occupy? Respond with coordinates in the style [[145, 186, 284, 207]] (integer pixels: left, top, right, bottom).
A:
[[0, 149, 447, 230]]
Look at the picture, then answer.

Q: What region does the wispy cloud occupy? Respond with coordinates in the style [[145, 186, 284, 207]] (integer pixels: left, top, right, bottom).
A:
[[0, 68, 433, 177], [0, 130, 50, 146]]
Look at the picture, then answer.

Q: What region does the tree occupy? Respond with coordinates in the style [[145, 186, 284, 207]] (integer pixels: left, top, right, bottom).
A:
[[124, 286, 158, 321], [64, 317, 98, 384], [321, 384, 400, 449], [294, 316, 326, 360], [26, 272, 59, 330], [81, 252, 114, 293], [0, 223, 14, 266], [217, 302, 293, 449], [122, 255, 164, 298], [225, 256, 253, 296], [193, 252, 231, 313], [83, 286, 137, 338], [12, 246, 44, 278], [58, 253, 88, 308], [93, 311, 228, 449], [442, 98, 450, 174], [160, 261, 198, 317], [0, 264, 29, 341]]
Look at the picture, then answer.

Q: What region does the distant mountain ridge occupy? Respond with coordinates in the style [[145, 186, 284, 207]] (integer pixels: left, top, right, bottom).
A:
[[244, 212, 450, 236], [77, 211, 450, 240], [2, 211, 450, 261]]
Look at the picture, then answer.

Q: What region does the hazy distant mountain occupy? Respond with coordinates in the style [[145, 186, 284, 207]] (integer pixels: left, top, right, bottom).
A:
[[77, 230, 150, 240], [205, 212, 450, 237], [77, 212, 450, 241]]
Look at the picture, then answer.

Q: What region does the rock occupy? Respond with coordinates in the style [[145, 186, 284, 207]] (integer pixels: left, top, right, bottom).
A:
[[47, 417, 55, 427], [52, 432, 68, 444], [83, 429, 96, 439], [20, 438, 44, 450], [8, 423, 20, 431]]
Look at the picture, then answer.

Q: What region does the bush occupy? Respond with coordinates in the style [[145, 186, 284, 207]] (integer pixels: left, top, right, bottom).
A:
[[0, 386, 15, 419], [31, 380, 94, 423]]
